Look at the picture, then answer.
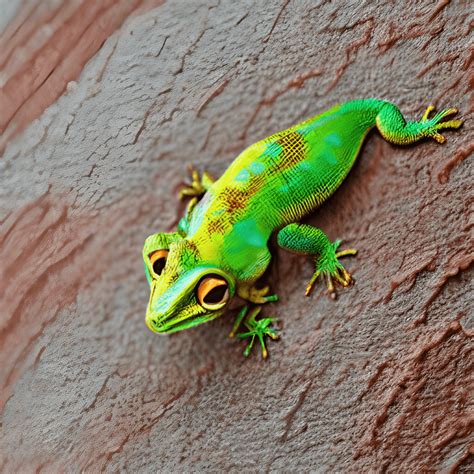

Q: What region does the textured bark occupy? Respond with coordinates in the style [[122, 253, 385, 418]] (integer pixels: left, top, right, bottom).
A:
[[0, 0, 473, 472]]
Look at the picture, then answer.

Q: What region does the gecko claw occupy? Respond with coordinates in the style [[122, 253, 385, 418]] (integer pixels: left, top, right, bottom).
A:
[[238, 284, 278, 304], [179, 166, 214, 200], [306, 240, 357, 299], [231, 306, 279, 359], [421, 105, 463, 143], [237, 316, 279, 359], [422, 105, 436, 121]]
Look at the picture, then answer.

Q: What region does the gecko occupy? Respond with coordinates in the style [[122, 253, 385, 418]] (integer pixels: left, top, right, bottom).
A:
[[142, 99, 462, 358]]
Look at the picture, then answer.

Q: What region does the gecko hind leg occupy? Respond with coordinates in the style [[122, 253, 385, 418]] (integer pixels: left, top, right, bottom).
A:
[[231, 306, 279, 359], [277, 224, 357, 300], [376, 103, 463, 145], [179, 166, 215, 200], [306, 238, 357, 299]]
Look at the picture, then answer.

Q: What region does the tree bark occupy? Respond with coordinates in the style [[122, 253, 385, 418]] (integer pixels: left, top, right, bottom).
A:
[[0, 0, 472, 471]]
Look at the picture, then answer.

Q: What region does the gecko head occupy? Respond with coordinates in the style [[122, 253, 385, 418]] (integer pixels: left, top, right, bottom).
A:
[[143, 234, 235, 334]]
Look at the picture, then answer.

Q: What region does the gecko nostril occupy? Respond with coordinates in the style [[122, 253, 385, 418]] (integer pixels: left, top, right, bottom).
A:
[[146, 316, 159, 331], [147, 313, 169, 332]]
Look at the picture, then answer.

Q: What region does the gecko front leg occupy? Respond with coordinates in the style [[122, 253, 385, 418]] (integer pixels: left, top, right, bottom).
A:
[[277, 223, 357, 299], [177, 167, 215, 235], [179, 166, 215, 200], [229, 285, 279, 358], [237, 284, 278, 304], [230, 306, 279, 359]]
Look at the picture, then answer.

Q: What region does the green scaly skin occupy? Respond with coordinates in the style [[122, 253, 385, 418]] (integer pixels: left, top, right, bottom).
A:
[[143, 99, 462, 358]]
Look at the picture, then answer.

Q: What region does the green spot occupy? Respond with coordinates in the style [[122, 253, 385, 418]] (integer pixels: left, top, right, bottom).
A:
[[235, 169, 250, 182], [325, 132, 342, 147], [324, 150, 339, 166], [264, 142, 283, 160], [228, 219, 265, 250], [249, 161, 265, 174]]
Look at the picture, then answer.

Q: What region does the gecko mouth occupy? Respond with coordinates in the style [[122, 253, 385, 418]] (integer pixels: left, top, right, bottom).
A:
[[146, 311, 223, 334]]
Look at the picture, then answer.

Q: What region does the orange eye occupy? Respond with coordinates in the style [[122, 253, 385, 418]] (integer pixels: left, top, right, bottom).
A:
[[149, 249, 169, 276], [197, 276, 229, 309]]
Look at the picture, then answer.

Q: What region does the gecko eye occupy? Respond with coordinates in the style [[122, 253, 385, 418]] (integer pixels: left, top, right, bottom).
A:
[[197, 275, 229, 310], [149, 249, 169, 276]]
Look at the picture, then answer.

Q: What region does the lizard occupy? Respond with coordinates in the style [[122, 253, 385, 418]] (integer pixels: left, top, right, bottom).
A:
[[142, 99, 462, 358]]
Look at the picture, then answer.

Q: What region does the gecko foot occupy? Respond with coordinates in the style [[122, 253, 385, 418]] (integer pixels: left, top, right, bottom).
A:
[[231, 306, 279, 359], [305, 239, 357, 300], [420, 105, 463, 144], [179, 166, 214, 200], [237, 284, 278, 305]]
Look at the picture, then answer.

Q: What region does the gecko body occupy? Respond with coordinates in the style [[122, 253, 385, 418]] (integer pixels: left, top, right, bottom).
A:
[[143, 98, 462, 357]]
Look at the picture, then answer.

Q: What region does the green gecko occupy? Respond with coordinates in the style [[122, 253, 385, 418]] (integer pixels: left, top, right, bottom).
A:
[[142, 99, 462, 358]]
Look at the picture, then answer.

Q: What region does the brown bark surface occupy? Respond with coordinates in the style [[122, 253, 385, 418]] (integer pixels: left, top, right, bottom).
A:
[[0, 0, 473, 471]]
